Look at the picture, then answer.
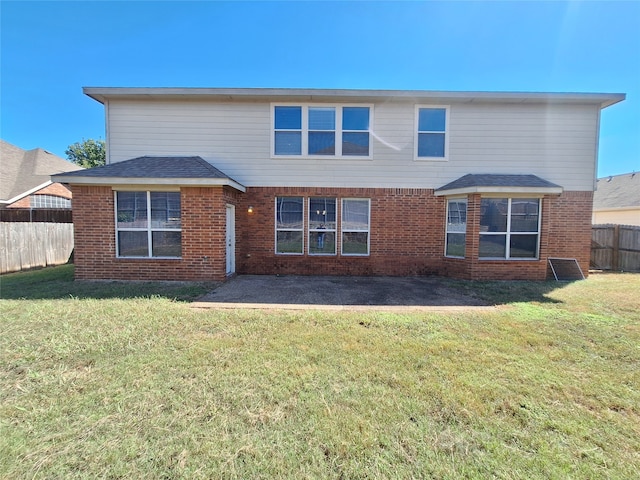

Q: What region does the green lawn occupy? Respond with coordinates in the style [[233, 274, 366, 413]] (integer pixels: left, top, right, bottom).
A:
[[1, 266, 639, 479]]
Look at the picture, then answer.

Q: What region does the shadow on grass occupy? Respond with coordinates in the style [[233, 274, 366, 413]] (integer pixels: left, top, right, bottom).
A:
[[0, 264, 213, 302], [441, 277, 567, 305]]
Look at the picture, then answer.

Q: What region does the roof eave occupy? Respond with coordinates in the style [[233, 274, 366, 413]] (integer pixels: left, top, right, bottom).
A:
[[434, 186, 564, 197], [82, 87, 626, 108], [52, 176, 246, 192]]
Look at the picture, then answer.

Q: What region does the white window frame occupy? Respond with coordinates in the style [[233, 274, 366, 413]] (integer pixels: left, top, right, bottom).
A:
[[479, 197, 542, 260], [308, 197, 337, 256], [444, 197, 467, 258], [414, 105, 450, 161], [341, 198, 371, 256], [114, 190, 182, 259], [30, 194, 72, 209], [275, 196, 304, 255], [271, 103, 373, 159]]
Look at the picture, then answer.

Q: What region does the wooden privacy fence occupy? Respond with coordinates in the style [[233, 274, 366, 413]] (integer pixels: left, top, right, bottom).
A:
[[591, 224, 640, 272], [0, 222, 74, 274]]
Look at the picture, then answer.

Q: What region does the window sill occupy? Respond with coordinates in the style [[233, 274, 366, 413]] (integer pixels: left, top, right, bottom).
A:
[[272, 154, 373, 161]]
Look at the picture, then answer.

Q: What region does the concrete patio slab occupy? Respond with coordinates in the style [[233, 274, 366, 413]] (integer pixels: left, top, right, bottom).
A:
[[193, 275, 496, 312]]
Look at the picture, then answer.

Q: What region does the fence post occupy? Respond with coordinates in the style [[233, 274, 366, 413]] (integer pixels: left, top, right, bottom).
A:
[[612, 224, 620, 271]]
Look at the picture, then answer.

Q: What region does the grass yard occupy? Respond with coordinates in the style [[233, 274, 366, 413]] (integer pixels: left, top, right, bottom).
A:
[[1, 266, 639, 479]]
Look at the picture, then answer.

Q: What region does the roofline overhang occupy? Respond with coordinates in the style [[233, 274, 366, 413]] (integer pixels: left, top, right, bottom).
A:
[[0, 180, 53, 205], [83, 87, 626, 109], [434, 185, 564, 197], [52, 176, 246, 192]]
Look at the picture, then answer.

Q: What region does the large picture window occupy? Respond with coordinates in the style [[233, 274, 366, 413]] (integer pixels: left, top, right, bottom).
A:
[[309, 197, 337, 255], [273, 105, 371, 157], [416, 106, 449, 160], [342, 198, 370, 255], [445, 198, 466, 257], [479, 198, 540, 259], [115, 191, 181, 258], [275, 197, 304, 254]]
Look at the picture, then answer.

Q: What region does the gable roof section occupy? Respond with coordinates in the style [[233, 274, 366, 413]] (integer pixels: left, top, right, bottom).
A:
[[1, 140, 82, 205], [51, 156, 246, 192], [435, 174, 563, 196], [593, 172, 640, 210]]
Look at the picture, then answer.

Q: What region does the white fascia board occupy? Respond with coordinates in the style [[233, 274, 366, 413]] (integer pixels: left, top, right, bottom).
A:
[[2, 181, 52, 205], [434, 186, 564, 197], [82, 87, 626, 109], [53, 176, 246, 192]]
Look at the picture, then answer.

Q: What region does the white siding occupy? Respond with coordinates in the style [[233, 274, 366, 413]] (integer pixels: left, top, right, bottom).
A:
[[106, 99, 600, 191]]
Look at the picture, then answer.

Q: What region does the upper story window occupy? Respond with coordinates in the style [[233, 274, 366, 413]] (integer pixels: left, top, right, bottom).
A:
[[415, 106, 449, 160], [273, 105, 371, 158], [30, 194, 71, 209]]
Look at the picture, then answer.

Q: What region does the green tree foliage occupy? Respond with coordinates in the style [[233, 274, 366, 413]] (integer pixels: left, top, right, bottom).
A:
[[65, 138, 106, 168]]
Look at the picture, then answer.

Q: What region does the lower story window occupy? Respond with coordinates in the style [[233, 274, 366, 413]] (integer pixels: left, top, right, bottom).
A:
[[309, 197, 337, 255], [342, 198, 370, 255], [479, 197, 540, 259], [445, 198, 466, 257], [115, 191, 181, 258], [276, 197, 304, 254]]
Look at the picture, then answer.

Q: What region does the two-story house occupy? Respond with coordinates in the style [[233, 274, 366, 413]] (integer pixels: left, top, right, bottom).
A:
[[52, 87, 624, 282]]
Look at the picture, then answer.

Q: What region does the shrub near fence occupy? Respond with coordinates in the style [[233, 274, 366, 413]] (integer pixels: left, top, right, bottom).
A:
[[0, 222, 74, 274], [591, 224, 640, 272]]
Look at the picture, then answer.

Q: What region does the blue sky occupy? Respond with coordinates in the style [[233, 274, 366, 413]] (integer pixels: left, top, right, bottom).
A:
[[2, 0, 638, 177]]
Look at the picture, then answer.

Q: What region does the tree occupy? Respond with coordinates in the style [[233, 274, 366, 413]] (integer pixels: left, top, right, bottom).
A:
[[65, 138, 106, 168]]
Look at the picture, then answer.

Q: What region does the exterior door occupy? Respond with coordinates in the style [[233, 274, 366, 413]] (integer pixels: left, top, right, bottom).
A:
[[225, 204, 236, 276]]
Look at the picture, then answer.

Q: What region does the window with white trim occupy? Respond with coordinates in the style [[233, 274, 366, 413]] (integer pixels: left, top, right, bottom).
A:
[[275, 197, 304, 254], [445, 198, 466, 258], [415, 106, 449, 160], [341, 198, 370, 256], [309, 197, 337, 255], [479, 198, 540, 259], [30, 194, 71, 209], [273, 105, 371, 157], [115, 191, 181, 258]]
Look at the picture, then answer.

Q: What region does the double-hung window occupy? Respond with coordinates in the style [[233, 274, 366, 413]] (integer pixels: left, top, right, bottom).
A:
[[479, 198, 540, 259], [416, 106, 449, 160], [309, 197, 337, 255], [341, 198, 370, 255], [273, 105, 371, 157], [115, 191, 181, 258], [275, 197, 304, 254], [445, 198, 467, 257]]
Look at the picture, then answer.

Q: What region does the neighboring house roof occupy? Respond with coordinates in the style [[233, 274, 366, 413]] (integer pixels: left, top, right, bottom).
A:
[[0, 140, 83, 205], [52, 156, 246, 192], [593, 172, 640, 210], [83, 87, 625, 109], [435, 174, 563, 196]]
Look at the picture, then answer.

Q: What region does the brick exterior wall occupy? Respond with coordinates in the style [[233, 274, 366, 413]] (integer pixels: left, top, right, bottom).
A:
[[70, 185, 593, 282], [6, 182, 72, 208], [71, 185, 239, 281]]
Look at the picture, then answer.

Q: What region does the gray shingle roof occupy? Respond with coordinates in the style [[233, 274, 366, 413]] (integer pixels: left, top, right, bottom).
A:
[[593, 172, 640, 210], [53, 156, 228, 178], [437, 174, 561, 191], [51, 156, 245, 191], [1, 140, 83, 203]]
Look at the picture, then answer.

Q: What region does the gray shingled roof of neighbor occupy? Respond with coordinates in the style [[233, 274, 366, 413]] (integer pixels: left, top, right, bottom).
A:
[[435, 174, 563, 196], [51, 156, 246, 192], [593, 172, 640, 210], [0, 140, 83, 204]]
